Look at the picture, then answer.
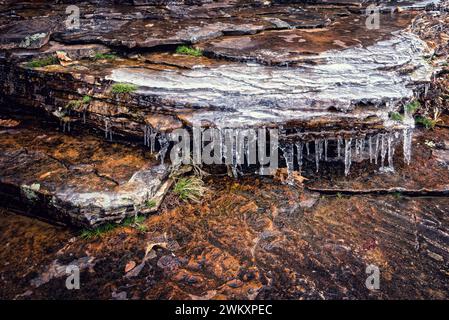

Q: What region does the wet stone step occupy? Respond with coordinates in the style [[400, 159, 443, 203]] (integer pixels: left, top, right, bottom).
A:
[[0, 116, 171, 228]]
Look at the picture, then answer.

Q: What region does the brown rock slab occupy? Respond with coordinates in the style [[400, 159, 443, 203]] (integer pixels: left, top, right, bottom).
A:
[[0, 117, 170, 228]]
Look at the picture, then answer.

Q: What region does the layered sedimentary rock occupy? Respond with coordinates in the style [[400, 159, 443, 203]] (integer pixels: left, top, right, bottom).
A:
[[0, 0, 445, 225], [0, 115, 170, 227]]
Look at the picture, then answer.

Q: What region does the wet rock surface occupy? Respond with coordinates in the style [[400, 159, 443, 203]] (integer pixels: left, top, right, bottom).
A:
[[0, 114, 170, 227], [0, 0, 448, 301], [1, 165, 449, 299], [0, 0, 439, 137]]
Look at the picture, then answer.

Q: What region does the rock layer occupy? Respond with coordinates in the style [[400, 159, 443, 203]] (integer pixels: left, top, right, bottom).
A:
[[0, 115, 170, 227]]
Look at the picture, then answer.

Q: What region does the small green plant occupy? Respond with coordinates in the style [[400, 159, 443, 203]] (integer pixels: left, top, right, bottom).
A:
[[80, 223, 116, 240], [65, 96, 91, 111], [390, 112, 404, 122], [26, 56, 59, 68], [82, 95, 92, 104], [122, 215, 147, 233], [393, 192, 402, 199], [336, 192, 343, 199], [175, 45, 203, 57], [111, 83, 137, 94], [173, 177, 207, 203], [92, 53, 117, 61], [145, 199, 157, 208], [65, 100, 82, 109], [80, 215, 148, 239], [415, 115, 436, 129], [405, 101, 420, 114]]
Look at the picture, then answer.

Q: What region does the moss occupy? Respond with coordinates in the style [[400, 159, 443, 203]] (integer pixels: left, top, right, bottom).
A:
[[26, 56, 59, 68], [173, 177, 207, 203], [175, 45, 203, 57], [111, 83, 137, 94], [92, 53, 117, 61], [390, 112, 404, 122]]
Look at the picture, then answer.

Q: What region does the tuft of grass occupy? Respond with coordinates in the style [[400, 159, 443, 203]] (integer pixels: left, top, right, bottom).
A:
[[175, 45, 203, 57], [92, 53, 117, 61], [405, 101, 420, 114], [111, 83, 137, 94], [390, 112, 404, 122], [145, 199, 157, 208], [26, 56, 59, 68], [122, 215, 147, 233], [80, 223, 116, 240], [173, 177, 207, 203], [80, 215, 148, 239], [65, 100, 82, 109], [65, 95, 91, 110], [415, 115, 436, 130], [336, 192, 343, 199]]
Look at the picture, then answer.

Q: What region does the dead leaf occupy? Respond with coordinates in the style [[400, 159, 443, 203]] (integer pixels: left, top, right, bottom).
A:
[[56, 51, 72, 62], [124, 260, 136, 273]]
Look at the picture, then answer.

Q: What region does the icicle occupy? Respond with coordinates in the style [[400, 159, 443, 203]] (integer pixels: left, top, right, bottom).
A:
[[314, 139, 321, 172], [295, 142, 303, 173], [324, 139, 328, 161], [83, 111, 86, 124], [344, 138, 352, 176], [337, 136, 342, 158], [374, 134, 380, 165], [387, 133, 395, 171], [369, 136, 373, 163], [149, 127, 157, 153], [104, 119, 113, 141], [281, 143, 295, 185], [306, 142, 310, 156], [380, 134, 387, 169], [157, 133, 169, 165], [403, 128, 413, 165], [231, 129, 239, 177], [143, 125, 148, 146], [360, 137, 365, 156]]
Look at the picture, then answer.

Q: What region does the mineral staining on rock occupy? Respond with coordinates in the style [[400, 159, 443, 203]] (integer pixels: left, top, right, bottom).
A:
[[0, 0, 444, 225], [0, 117, 170, 227]]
